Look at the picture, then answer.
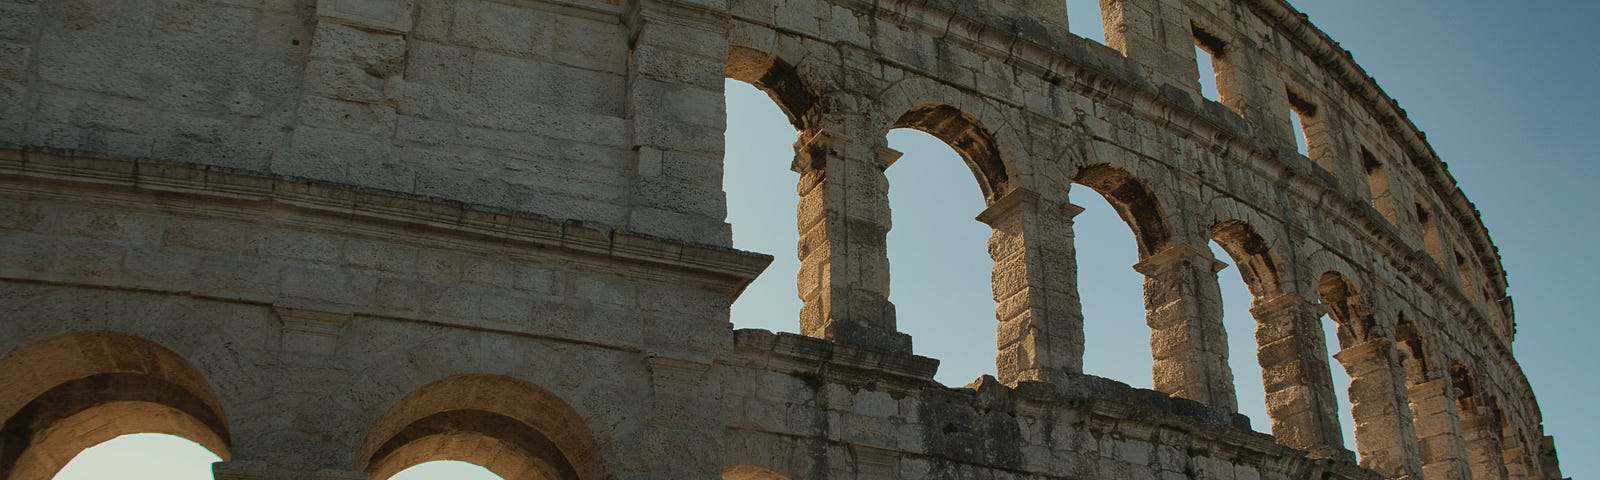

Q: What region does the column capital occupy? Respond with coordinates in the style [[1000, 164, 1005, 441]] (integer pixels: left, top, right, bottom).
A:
[[315, 470, 371, 480], [1407, 377, 1454, 398], [975, 188, 1083, 226], [975, 188, 1041, 226], [1132, 242, 1227, 276], [873, 146, 902, 169], [213, 461, 266, 480], [1330, 337, 1389, 365], [1249, 291, 1321, 318]]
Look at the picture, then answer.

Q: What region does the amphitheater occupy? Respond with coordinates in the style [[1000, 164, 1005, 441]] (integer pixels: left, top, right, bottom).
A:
[[0, 0, 1569, 478]]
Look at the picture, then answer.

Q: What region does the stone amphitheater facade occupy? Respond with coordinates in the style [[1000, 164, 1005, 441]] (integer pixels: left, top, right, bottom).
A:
[[0, 0, 1569, 479]]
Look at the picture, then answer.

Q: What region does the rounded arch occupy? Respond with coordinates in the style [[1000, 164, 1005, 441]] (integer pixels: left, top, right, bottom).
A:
[[889, 103, 1011, 202], [1449, 359, 1481, 410], [1072, 163, 1173, 257], [726, 46, 819, 131], [1394, 313, 1430, 384], [357, 374, 610, 480], [875, 77, 1030, 203], [1317, 271, 1380, 347], [1209, 219, 1288, 298], [723, 465, 791, 480], [0, 331, 231, 480]]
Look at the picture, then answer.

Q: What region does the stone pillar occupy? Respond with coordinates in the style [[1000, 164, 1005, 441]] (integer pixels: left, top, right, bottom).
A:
[[626, 0, 735, 245], [1331, 339, 1424, 478], [793, 111, 910, 353], [1132, 242, 1236, 412], [1503, 446, 1530, 480], [1462, 408, 1510, 480], [646, 355, 723, 479], [976, 189, 1083, 385], [1406, 379, 1472, 479], [1100, 0, 1196, 90], [990, 0, 1069, 39], [1248, 292, 1344, 452]]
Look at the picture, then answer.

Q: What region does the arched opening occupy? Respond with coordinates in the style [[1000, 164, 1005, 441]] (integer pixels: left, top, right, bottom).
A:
[[1209, 220, 1287, 432], [1074, 185, 1151, 388], [1318, 271, 1414, 468], [1394, 315, 1428, 385], [357, 374, 609, 480], [722, 77, 804, 335], [884, 127, 994, 386], [53, 433, 220, 480], [881, 103, 1009, 386], [723, 465, 791, 480], [1073, 164, 1171, 390], [391, 460, 504, 480], [0, 331, 231, 480]]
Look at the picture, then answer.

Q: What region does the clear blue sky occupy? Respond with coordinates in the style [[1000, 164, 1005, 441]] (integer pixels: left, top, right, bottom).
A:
[[51, 1, 1596, 478]]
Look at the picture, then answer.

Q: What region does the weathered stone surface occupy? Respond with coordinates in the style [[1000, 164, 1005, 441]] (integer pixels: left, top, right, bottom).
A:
[[0, 0, 1564, 479]]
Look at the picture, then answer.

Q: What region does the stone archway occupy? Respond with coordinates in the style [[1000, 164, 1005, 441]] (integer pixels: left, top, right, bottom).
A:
[[0, 331, 231, 480], [357, 374, 610, 480]]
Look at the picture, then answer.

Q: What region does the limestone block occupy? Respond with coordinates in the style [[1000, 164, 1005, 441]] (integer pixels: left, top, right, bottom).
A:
[[450, 0, 553, 56], [317, 0, 415, 33]]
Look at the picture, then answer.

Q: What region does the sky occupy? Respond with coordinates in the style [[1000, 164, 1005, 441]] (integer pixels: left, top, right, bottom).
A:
[[47, 1, 1597, 479]]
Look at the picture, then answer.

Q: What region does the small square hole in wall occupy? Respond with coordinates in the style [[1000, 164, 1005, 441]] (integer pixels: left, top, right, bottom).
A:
[[1286, 91, 1317, 157], [1193, 26, 1227, 102], [1065, 0, 1106, 44], [1195, 45, 1220, 101]]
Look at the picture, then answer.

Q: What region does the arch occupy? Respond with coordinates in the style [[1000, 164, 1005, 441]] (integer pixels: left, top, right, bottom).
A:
[[723, 465, 791, 480], [890, 103, 1010, 202], [1317, 271, 1378, 347], [726, 46, 818, 131], [1073, 164, 1172, 257], [1394, 314, 1429, 385], [1449, 360, 1483, 412], [0, 331, 231, 480], [1209, 219, 1287, 299], [874, 76, 1030, 202], [357, 374, 610, 480]]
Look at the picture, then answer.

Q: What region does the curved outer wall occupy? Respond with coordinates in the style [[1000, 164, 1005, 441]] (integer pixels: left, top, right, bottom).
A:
[[0, 0, 1565, 479]]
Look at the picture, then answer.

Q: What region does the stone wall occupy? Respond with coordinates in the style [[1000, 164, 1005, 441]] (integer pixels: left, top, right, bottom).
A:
[[0, 0, 1565, 479]]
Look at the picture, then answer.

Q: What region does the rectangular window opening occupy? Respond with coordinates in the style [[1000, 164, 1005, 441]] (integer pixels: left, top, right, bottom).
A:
[[1361, 147, 1399, 224], [1286, 91, 1317, 157], [1193, 26, 1227, 103], [1066, 0, 1107, 44]]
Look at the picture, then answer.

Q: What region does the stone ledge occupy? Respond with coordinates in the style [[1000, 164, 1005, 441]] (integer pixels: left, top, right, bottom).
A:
[[0, 146, 774, 299], [728, 328, 941, 388], [729, 329, 1377, 478]]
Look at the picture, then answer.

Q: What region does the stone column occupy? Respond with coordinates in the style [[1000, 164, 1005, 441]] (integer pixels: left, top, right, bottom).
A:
[[1406, 379, 1472, 479], [1503, 446, 1530, 480], [1248, 292, 1344, 452], [1132, 242, 1236, 412], [976, 189, 1084, 385], [626, 0, 735, 245], [793, 112, 910, 353], [1462, 408, 1510, 480], [1331, 339, 1424, 478]]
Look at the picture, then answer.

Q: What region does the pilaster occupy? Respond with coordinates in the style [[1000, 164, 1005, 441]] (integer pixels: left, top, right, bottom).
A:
[[976, 189, 1084, 385], [1248, 292, 1344, 451], [1407, 379, 1472, 479], [1462, 408, 1511, 480], [1332, 338, 1424, 478], [1132, 242, 1236, 412], [793, 110, 910, 354]]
